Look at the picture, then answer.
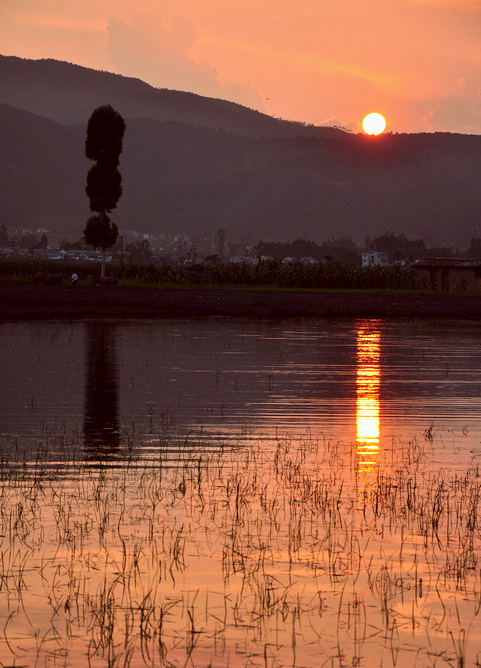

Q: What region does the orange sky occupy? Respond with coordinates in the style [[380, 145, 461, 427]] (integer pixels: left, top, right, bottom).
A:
[[1, 0, 480, 133]]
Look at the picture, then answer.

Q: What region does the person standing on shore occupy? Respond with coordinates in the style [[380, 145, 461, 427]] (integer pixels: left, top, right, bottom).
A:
[[71, 273, 78, 285]]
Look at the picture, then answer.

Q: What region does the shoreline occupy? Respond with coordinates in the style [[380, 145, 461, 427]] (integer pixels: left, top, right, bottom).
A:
[[2, 282, 481, 321]]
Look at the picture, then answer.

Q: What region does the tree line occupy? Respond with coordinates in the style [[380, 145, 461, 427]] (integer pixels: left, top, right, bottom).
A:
[[0, 226, 48, 251], [254, 232, 477, 264]]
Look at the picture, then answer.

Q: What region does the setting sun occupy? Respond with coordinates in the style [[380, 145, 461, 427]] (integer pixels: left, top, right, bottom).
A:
[[362, 112, 387, 135]]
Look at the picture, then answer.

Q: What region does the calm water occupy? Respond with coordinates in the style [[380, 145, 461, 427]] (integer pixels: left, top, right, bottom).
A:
[[1, 317, 481, 469], [1, 317, 481, 667]]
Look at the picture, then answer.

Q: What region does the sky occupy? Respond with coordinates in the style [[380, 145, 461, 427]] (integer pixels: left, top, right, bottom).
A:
[[1, 0, 480, 134]]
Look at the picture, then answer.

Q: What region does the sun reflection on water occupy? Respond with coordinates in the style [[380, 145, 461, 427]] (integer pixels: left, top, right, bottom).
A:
[[356, 326, 381, 474]]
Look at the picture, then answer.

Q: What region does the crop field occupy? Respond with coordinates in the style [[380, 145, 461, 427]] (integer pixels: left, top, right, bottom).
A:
[[0, 256, 418, 291]]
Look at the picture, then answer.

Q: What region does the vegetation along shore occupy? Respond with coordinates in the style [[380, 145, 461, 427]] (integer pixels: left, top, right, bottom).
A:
[[2, 256, 481, 321]]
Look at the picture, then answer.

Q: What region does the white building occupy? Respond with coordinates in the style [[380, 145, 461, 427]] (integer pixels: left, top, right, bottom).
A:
[[361, 251, 389, 267]]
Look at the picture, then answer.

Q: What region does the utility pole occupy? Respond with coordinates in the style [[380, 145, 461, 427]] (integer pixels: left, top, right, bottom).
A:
[[120, 235, 124, 273]]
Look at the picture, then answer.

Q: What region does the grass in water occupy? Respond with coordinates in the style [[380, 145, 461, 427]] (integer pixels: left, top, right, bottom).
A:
[[0, 426, 480, 666]]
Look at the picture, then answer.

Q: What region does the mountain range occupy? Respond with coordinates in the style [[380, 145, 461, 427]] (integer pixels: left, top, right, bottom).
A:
[[1, 54, 480, 247]]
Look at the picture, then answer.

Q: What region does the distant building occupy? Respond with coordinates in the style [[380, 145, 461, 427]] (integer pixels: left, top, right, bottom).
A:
[[361, 251, 389, 267], [192, 233, 215, 260], [412, 258, 481, 291]]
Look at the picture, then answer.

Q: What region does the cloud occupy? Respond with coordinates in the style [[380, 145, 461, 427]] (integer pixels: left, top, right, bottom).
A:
[[423, 76, 481, 133], [189, 0, 481, 131], [425, 96, 481, 134], [320, 117, 358, 133], [0, 2, 110, 68], [107, 13, 263, 109]]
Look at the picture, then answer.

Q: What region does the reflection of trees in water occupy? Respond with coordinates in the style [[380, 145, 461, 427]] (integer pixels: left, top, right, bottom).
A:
[[83, 323, 119, 459]]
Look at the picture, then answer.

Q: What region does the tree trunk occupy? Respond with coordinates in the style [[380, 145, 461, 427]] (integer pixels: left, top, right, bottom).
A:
[[101, 248, 106, 278]]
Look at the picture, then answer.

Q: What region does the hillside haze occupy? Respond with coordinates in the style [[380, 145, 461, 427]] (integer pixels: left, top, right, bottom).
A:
[[1, 54, 480, 247]]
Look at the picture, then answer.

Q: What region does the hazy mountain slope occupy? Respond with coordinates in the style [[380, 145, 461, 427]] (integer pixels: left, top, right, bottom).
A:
[[1, 56, 480, 247], [0, 104, 86, 232], [0, 54, 337, 139], [119, 122, 481, 246]]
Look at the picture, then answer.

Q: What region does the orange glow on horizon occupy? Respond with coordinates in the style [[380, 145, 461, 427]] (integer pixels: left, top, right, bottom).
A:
[[1, 0, 479, 134]]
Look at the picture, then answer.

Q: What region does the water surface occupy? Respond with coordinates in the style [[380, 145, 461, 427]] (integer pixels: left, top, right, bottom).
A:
[[1, 317, 481, 469], [1, 317, 481, 667]]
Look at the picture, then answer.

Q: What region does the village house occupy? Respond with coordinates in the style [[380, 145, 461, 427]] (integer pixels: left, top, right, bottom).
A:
[[412, 258, 481, 291], [361, 251, 389, 267]]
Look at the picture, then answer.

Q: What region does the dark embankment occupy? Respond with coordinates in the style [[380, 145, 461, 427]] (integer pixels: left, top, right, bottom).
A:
[[2, 283, 481, 321]]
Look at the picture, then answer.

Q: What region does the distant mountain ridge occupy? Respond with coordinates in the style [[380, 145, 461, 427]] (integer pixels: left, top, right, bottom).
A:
[[0, 54, 336, 138], [0, 54, 480, 247]]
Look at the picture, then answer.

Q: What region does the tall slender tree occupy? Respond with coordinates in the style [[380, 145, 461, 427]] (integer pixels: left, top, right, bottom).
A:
[[83, 105, 126, 277]]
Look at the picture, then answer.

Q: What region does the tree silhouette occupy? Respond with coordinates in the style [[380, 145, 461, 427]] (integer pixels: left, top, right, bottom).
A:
[[85, 164, 122, 214], [85, 106, 126, 166], [83, 105, 126, 277], [84, 215, 119, 253]]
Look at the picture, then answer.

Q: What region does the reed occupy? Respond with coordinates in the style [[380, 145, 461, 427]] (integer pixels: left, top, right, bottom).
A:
[[0, 426, 479, 666]]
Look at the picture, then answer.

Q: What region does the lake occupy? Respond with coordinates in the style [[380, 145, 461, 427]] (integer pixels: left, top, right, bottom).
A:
[[2, 318, 481, 464], [1, 317, 480, 666]]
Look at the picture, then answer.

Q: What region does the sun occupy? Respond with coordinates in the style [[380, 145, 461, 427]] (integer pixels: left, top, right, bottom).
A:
[[362, 112, 387, 135]]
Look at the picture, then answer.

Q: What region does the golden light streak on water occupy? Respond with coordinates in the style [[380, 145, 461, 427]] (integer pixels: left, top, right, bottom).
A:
[[356, 326, 381, 474]]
